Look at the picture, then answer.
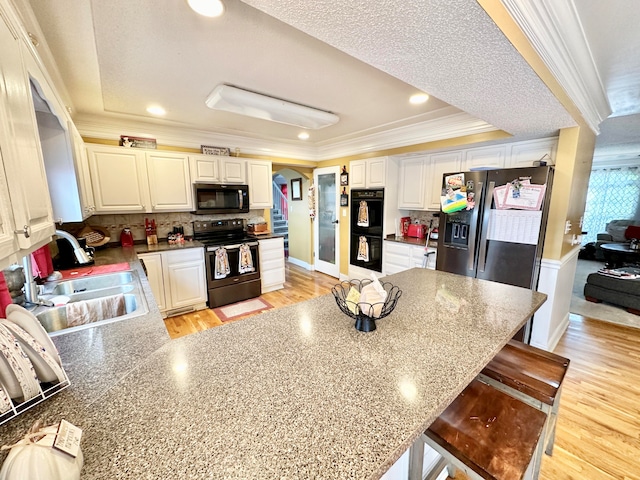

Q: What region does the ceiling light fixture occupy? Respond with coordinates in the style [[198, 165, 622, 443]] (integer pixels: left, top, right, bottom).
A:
[[187, 0, 224, 17], [298, 132, 310, 140], [205, 84, 339, 130], [409, 93, 429, 105], [146, 106, 166, 116]]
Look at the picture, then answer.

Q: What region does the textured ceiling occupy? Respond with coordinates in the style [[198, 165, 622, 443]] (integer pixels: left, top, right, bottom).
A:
[[241, 0, 577, 136], [26, 0, 461, 147]]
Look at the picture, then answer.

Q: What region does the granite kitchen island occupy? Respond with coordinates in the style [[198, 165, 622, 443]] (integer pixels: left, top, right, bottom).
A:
[[1, 267, 546, 479]]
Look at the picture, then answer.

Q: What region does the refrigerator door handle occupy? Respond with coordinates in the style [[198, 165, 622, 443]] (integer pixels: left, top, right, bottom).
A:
[[477, 181, 494, 273], [466, 181, 483, 272]]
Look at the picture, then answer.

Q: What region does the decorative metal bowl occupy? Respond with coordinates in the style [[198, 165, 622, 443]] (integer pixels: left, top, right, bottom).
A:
[[332, 279, 402, 332]]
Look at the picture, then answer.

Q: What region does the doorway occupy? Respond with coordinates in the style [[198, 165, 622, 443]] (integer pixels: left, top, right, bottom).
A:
[[313, 166, 340, 278]]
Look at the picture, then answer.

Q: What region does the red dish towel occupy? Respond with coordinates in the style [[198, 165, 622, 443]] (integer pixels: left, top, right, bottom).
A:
[[31, 245, 54, 279], [0, 272, 13, 318]]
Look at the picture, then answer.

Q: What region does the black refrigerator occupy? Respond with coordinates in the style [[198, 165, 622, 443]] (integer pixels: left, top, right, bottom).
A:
[[436, 166, 554, 340]]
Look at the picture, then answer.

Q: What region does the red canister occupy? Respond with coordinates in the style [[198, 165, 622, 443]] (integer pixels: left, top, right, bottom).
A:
[[120, 228, 134, 247]]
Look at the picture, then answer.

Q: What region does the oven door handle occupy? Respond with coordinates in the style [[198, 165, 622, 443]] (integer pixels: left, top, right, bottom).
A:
[[207, 241, 259, 252]]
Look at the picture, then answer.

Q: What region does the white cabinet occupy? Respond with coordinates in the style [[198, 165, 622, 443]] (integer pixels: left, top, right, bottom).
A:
[[146, 151, 193, 211], [88, 145, 192, 214], [88, 145, 149, 213], [220, 157, 246, 183], [350, 157, 386, 188], [0, 16, 54, 260], [139, 247, 207, 317], [139, 252, 166, 311], [258, 237, 285, 292], [383, 241, 436, 275], [462, 145, 507, 171], [507, 138, 557, 168], [398, 157, 427, 209], [69, 124, 95, 218], [247, 160, 273, 209], [189, 155, 246, 184], [426, 151, 462, 211]]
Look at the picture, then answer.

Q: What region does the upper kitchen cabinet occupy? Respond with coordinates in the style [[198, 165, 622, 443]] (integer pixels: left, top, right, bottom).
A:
[[88, 145, 194, 214], [24, 47, 96, 223], [146, 151, 193, 211], [0, 12, 54, 254], [398, 156, 427, 209], [426, 151, 463, 210], [247, 160, 273, 209], [462, 145, 507, 171], [507, 138, 558, 168], [189, 155, 246, 184], [350, 157, 387, 188], [87, 145, 150, 213]]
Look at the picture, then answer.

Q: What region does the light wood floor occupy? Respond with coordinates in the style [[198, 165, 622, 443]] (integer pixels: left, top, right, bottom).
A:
[[163, 262, 336, 339], [165, 266, 640, 480]]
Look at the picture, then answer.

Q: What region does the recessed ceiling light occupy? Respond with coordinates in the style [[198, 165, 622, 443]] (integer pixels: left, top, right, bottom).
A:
[[187, 0, 224, 17], [146, 106, 166, 116], [298, 132, 310, 140], [409, 93, 429, 105]]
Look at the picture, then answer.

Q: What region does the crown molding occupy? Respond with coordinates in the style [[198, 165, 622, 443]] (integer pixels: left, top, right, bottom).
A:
[[501, 0, 611, 134], [316, 112, 498, 160], [75, 111, 498, 162]]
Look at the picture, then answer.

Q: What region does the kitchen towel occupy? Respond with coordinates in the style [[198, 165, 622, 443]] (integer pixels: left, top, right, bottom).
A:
[[0, 273, 13, 318], [357, 200, 369, 227], [357, 236, 370, 262], [30, 245, 54, 279], [238, 244, 255, 274], [65, 294, 126, 327], [214, 248, 230, 279]]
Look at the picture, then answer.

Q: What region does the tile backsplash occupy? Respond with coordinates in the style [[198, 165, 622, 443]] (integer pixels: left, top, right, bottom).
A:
[[60, 211, 264, 245]]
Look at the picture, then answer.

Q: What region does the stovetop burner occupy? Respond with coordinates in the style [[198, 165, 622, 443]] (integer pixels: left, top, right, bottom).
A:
[[193, 219, 254, 246]]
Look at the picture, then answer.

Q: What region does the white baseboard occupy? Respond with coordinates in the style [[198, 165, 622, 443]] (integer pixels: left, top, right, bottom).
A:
[[287, 257, 312, 270]]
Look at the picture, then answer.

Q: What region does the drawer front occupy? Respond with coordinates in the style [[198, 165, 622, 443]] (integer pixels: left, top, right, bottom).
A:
[[164, 247, 204, 265]]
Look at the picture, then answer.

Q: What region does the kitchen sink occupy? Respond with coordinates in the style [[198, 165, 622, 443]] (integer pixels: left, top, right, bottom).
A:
[[36, 271, 149, 336], [47, 271, 134, 295]]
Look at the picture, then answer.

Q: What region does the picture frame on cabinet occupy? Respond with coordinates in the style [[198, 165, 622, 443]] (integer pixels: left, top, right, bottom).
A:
[[291, 178, 303, 201], [120, 135, 156, 149], [201, 145, 230, 156]]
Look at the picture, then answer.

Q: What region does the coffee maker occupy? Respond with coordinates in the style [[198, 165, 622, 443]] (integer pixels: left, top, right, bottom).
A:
[[54, 237, 95, 269]]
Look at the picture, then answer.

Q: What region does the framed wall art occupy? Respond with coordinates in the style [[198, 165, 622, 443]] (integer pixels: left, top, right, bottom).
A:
[[291, 178, 303, 201]]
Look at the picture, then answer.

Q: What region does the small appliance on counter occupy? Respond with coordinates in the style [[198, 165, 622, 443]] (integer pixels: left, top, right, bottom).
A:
[[120, 228, 134, 247], [399, 217, 411, 237], [54, 236, 95, 269], [407, 223, 426, 239]]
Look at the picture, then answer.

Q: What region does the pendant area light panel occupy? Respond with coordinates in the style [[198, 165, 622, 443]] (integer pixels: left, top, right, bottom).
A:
[[205, 84, 339, 130]]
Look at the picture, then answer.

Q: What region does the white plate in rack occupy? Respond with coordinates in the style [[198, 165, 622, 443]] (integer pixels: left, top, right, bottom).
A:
[[0, 384, 12, 414], [0, 320, 66, 384], [5, 304, 62, 366], [0, 324, 41, 401]]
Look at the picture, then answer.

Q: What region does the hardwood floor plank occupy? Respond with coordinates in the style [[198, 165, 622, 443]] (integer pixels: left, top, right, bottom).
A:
[[163, 262, 336, 339]]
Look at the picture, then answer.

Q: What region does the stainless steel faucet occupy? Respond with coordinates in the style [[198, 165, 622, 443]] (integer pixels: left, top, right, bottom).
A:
[[23, 230, 92, 306]]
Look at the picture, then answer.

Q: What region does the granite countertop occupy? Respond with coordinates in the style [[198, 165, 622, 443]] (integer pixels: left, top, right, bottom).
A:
[[2, 266, 544, 479], [1, 252, 546, 479], [384, 234, 438, 248]]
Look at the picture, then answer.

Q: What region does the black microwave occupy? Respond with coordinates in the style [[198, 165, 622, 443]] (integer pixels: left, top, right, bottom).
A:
[[193, 183, 249, 214]]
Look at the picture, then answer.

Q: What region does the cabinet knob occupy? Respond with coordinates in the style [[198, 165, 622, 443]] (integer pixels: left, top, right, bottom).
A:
[[15, 225, 30, 238]]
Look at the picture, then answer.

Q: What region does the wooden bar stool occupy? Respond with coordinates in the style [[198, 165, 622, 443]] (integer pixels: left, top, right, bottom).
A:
[[421, 379, 547, 480], [477, 340, 569, 457]]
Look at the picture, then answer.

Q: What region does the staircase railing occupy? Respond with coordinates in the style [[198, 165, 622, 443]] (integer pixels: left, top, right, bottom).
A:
[[273, 181, 288, 220]]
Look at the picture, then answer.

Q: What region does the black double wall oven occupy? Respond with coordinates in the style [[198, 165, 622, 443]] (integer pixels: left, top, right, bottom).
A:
[[350, 188, 384, 273]]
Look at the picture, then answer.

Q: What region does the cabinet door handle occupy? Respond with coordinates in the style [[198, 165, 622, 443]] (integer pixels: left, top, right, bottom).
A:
[[15, 225, 30, 238]]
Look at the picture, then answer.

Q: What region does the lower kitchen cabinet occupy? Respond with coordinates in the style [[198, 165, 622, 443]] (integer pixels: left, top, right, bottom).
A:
[[139, 248, 207, 318], [258, 237, 285, 293], [383, 240, 436, 275]]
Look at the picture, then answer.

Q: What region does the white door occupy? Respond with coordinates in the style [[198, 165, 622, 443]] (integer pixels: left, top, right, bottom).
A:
[[313, 166, 340, 278]]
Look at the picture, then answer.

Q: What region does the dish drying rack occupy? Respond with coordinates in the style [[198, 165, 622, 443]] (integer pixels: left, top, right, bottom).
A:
[[0, 373, 70, 426]]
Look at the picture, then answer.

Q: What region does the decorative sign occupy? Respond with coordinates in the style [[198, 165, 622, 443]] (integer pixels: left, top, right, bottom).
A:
[[201, 145, 231, 156], [53, 419, 83, 458], [340, 165, 349, 186], [340, 187, 349, 206], [120, 135, 156, 149]]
